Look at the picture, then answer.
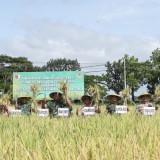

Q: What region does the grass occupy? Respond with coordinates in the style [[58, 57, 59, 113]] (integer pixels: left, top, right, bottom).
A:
[[1, 106, 160, 160]]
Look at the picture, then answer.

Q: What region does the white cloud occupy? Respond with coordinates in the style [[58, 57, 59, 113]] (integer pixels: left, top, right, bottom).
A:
[[0, 18, 160, 69]]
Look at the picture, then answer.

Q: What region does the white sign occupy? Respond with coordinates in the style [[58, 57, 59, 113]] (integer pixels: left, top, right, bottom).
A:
[[82, 107, 95, 116], [144, 107, 155, 116], [115, 105, 127, 114], [9, 109, 22, 117], [58, 108, 69, 117], [37, 109, 49, 117]]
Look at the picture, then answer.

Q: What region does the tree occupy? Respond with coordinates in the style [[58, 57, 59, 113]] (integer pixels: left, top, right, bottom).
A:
[[125, 55, 144, 101], [84, 75, 108, 98], [104, 59, 124, 94], [0, 54, 34, 93], [42, 58, 81, 71], [145, 48, 160, 94], [104, 55, 144, 100]]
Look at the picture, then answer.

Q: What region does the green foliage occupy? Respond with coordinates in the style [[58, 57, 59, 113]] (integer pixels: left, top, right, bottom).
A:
[[104, 59, 124, 94], [42, 58, 81, 71], [146, 48, 160, 94], [0, 54, 35, 93], [125, 55, 141, 87], [104, 54, 153, 101], [0, 48, 160, 102], [30, 83, 41, 109], [125, 55, 147, 101], [84, 75, 107, 98]]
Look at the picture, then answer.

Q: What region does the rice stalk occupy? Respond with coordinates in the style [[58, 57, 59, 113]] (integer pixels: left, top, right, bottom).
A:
[[154, 85, 160, 102], [120, 87, 131, 105], [0, 93, 11, 106], [59, 80, 69, 102], [88, 84, 100, 106], [30, 83, 41, 109], [0, 93, 10, 114]]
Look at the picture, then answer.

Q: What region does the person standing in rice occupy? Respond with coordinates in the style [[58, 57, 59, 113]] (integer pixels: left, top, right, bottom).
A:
[[46, 91, 72, 118], [76, 93, 101, 116], [106, 93, 129, 114], [106, 93, 122, 114], [136, 92, 157, 114], [16, 96, 32, 116]]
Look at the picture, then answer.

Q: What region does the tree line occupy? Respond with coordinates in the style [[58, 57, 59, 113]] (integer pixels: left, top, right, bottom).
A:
[[0, 48, 160, 101]]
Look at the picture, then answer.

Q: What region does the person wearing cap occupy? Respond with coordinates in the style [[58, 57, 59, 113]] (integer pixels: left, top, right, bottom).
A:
[[136, 92, 156, 114], [16, 96, 32, 116], [76, 93, 101, 116], [106, 93, 126, 114], [46, 91, 72, 118]]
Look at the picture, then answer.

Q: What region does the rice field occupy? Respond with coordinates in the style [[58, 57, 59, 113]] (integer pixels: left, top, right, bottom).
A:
[[1, 106, 160, 160]]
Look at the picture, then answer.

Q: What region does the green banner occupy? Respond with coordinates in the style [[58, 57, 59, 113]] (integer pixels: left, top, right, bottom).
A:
[[13, 71, 84, 100]]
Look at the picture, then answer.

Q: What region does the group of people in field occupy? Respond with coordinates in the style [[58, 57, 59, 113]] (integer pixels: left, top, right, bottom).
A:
[[0, 89, 159, 117]]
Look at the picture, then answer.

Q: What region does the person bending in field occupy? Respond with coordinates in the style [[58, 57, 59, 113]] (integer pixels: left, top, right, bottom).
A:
[[16, 96, 32, 116], [46, 91, 72, 118], [136, 92, 157, 114], [106, 93, 129, 115], [76, 93, 101, 116]]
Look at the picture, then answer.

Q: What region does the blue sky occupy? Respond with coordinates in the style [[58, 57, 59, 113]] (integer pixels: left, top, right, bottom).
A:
[[0, 0, 160, 94], [1, 0, 160, 36]]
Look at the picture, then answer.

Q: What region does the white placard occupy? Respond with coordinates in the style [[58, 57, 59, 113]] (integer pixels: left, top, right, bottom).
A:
[[83, 107, 95, 116], [144, 107, 155, 116], [37, 109, 49, 117], [58, 108, 69, 117], [115, 105, 127, 114], [9, 109, 22, 117]]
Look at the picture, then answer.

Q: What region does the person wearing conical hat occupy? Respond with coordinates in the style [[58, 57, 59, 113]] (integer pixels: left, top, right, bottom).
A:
[[76, 93, 101, 116], [136, 91, 155, 114], [46, 91, 72, 118], [16, 96, 32, 116], [106, 93, 123, 114]]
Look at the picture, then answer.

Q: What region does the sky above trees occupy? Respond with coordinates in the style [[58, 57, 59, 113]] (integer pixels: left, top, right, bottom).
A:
[[0, 0, 160, 75]]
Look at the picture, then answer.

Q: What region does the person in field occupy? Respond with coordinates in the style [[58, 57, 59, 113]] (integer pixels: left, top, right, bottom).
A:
[[0, 104, 9, 116], [38, 98, 47, 109], [76, 93, 101, 116], [16, 96, 32, 116], [136, 92, 157, 114], [46, 91, 72, 118], [106, 93, 122, 114], [106, 93, 129, 114]]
